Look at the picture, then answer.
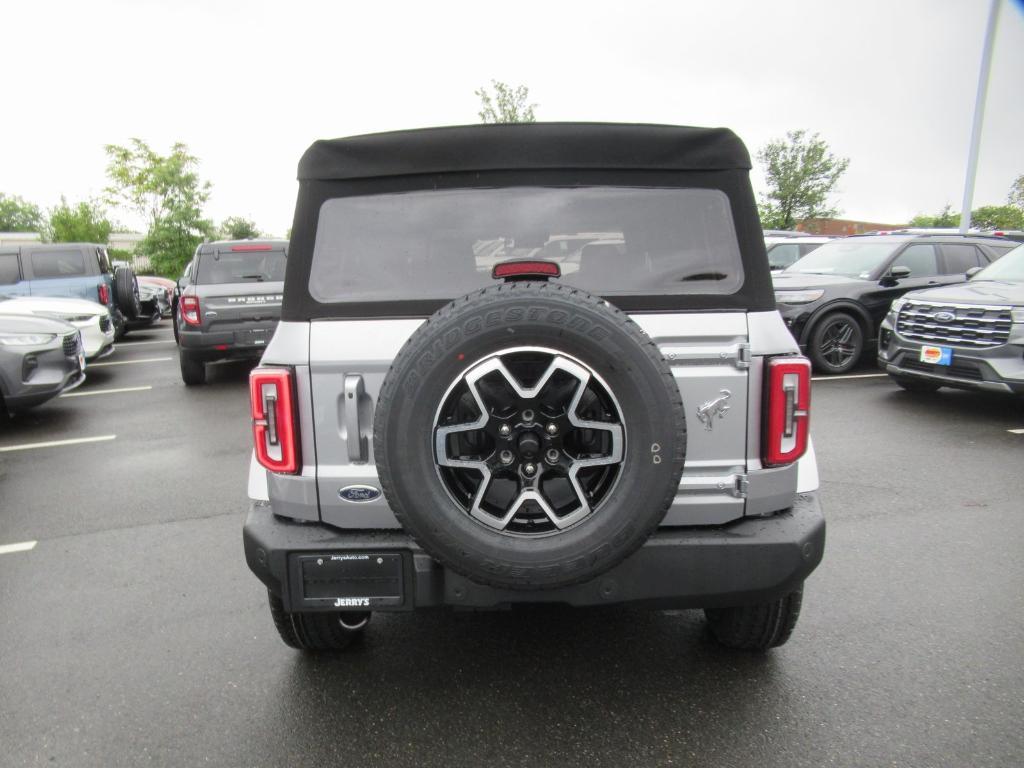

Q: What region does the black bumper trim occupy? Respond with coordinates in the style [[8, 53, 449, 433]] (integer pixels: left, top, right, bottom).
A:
[[881, 352, 1024, 395], [244, 493, 825, 611]]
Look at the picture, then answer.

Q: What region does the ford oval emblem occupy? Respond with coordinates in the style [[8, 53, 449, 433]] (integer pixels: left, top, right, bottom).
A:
[[934, 311, 956, 323], [338, 485, 382, 503]]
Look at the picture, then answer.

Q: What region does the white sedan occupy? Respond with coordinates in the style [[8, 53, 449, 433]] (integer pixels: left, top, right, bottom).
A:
[[0, 296, 115, 361]]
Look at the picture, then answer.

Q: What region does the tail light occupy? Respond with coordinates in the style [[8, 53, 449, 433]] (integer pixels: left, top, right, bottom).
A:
[[250, 368, 299, 474], [763, 357, 811, 467], [181, 294, 201, 326], [98, 283, 110, 305]]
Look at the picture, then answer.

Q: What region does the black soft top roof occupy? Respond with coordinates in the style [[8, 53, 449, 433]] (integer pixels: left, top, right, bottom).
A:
[[298, 123, 751, 181]]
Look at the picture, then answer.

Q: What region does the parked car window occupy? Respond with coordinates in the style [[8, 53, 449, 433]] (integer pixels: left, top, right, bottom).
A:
[[799, 242, 825, 257], [890, 244, 938, 277], [310, 186, 745, 304], [767, 243, 801, 270], [96, 248, 111, 274], [0, 254, 21, 285], [30, 249, 87, 278], [987, 243, 1017, 258], [942, 244, 984, 273]]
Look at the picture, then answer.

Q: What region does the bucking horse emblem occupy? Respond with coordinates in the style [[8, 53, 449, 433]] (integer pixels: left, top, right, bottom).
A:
[[696, 390, 731, 431]]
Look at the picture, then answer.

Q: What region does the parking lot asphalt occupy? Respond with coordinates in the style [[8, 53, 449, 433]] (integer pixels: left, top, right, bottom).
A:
[[1, 324, 1022, 768]]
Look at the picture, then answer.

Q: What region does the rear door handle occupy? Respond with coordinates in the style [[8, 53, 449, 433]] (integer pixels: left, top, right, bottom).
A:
[[344, 374, 367, 462]]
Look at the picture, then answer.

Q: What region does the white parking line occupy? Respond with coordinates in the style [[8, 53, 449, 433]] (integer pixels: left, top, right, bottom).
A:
[[1008, 429, 1024, 435], [812, 373, 888, 381], [116, 339, 175, 346], [0, 540, 37, 555], [61, 385, 153, 398], [0, 435, 116, 453], [89, 357, 172, 367]]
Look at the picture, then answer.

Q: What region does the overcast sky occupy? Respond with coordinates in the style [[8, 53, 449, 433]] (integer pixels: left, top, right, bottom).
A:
[[3, 0, 1023, 236]]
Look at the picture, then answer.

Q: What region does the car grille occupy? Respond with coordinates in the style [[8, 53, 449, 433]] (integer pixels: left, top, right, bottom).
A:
[[896, 300, 1013, 348], [99, 315, 112, 333], [62, 332, 80, 357]]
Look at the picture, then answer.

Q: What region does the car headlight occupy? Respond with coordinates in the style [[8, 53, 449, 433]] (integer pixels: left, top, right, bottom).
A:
[[774, 289, 825, 305], [1012, 308, 1024, 324], [0, 333, 57, 346]]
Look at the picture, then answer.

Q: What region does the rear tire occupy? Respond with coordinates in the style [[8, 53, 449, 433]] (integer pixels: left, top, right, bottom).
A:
[[113, 311, 127, 341], [705, 585, 803, 651], [267, 591, 370, 652], [891, 375, 941, 393], [808, 312, 864, 375], [179, 351, 207, 386]]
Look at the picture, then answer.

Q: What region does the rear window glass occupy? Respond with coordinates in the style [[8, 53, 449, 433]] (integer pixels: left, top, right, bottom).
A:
[[196, 250, 287, 284], [308, 186, 744, 304], [30, 250, 86, 279], [0, 253, 20, 285]]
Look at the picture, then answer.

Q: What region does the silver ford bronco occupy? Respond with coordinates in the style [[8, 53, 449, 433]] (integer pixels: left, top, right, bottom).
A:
[[243, 123, 824, 652]]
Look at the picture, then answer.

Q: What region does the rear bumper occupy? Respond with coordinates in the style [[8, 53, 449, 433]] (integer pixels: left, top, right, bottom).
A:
[[244, 492, 826, 611], [179, 324, 277, 360]]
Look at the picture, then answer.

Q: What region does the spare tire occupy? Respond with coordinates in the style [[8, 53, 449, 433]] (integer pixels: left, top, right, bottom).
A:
[[113, 266, 141, 320], [374, 281, 686, 591]]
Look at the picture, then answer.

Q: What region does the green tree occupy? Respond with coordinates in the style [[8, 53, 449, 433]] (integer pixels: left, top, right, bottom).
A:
[[0, 193, 44, 232], [104, 139, 213, 276], [908, 204, 958, 228], [757, 130, 850, 230], [43, 197, 112, 243], [475, 80, 537, 124], [218, 216, 261, 240], [970, 205, 1024, 230], [1009, 174, 1024, 211]]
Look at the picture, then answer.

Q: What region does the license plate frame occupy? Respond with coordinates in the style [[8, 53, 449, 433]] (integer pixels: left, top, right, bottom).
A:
[[235, 328, 269, 347], [293, 552, 405, 609], [919, 345, 952, 366]]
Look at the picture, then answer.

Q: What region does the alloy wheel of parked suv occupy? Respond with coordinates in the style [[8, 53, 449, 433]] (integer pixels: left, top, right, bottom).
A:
[[433, 346, 625, 535], [809, 313, 863, 374]]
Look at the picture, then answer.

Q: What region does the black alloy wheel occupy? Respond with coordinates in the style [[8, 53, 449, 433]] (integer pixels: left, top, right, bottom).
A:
[[809, 312, 863, 374]]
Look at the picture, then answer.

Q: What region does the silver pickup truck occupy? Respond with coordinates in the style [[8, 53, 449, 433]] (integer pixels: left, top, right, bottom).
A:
[[243, 123, 825, 653], [176, 240, 287, 385]]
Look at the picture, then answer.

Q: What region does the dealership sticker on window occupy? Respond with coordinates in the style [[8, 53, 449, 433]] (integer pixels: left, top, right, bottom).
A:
[[920, 345, 952, 365]]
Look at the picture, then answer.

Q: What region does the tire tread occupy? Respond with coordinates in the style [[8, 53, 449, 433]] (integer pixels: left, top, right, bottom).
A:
[[705, 585, 804, 651]]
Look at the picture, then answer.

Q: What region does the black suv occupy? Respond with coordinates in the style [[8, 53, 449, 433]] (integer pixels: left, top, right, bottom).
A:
[[176, 239, 287, 385], [773, 234, 1017, 373]]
